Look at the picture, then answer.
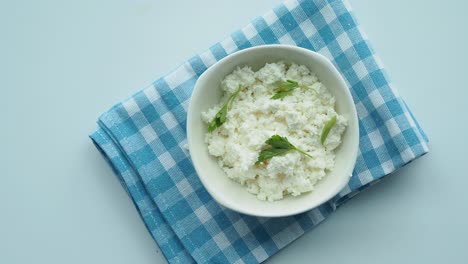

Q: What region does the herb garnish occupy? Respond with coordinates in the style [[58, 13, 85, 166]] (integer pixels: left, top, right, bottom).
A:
[[256, 135, 313, 165], [271, 80, 300, 100], [321, 116, 337, 144], [208, 85, 242, 132]]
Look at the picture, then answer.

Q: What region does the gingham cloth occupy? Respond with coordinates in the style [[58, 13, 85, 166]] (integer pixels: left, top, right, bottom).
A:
[[90, 0, 429, 263]]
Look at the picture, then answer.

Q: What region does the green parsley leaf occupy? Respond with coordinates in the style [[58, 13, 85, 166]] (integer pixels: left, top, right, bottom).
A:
[[271, 80, 300, 100], [265, 134, 295, 149], [321, 116, 337, 144], [256, 135, 312, 165], [208, 104, 227, 132], [256, 148, 292, 165], [271, 91, 292, 100], [208, 85, 242, 132]]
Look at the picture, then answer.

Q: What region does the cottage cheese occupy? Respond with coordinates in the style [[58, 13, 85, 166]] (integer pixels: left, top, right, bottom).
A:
[[202, 62, 347, 201]]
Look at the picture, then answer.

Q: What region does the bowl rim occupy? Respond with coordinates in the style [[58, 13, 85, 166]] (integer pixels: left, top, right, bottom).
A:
[[187, 44, 359, 217]]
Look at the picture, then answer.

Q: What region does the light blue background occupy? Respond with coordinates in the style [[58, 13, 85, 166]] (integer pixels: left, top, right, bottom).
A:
[[2, 0, 467, 263]]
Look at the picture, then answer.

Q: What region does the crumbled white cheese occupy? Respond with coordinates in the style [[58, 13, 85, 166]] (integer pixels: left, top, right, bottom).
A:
[[202, 62, 347, 201]]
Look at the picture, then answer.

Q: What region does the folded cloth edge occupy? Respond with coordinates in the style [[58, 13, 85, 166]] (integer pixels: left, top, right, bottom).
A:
[[89, 0, 429, 263]]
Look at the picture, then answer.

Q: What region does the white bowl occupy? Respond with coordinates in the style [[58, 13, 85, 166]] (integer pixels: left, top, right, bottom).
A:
[[187, 45, 359, 217]]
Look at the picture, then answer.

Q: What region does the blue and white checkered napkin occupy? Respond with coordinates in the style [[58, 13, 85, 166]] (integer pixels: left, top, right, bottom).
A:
[[91, 0, 429, 263]]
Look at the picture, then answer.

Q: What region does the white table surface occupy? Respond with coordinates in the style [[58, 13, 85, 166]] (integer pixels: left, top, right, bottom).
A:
[[2, 0, 468, 263]]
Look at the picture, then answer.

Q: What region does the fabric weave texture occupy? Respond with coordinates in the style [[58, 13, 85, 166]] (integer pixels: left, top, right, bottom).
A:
[[90, 0, 429, 263]]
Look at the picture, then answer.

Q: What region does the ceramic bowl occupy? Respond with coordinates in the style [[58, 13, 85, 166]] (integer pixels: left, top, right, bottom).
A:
[[187, 45, 359, 217]]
